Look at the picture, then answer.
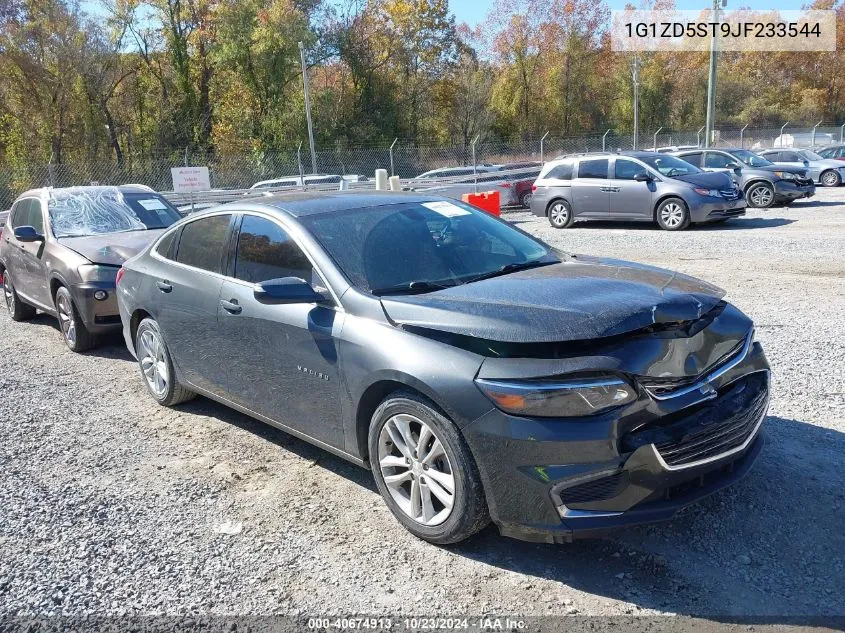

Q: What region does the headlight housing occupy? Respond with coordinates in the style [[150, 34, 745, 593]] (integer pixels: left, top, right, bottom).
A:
[[693, 187, 721, 197], [475, 376, 637, 418], [773, 171, 797, 181], [77, 264, 120, 283]]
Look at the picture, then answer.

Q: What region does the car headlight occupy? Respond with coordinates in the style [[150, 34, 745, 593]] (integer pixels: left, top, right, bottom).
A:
[[475, 376, 637, 418], [773, 171, 797, 181], [77, 264, 120, 283], [693, 187, 721, 197]]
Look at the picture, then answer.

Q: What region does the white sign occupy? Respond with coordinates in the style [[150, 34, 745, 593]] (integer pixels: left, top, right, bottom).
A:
[[171, 166, 211, 193], [422, 201, 471, 218]]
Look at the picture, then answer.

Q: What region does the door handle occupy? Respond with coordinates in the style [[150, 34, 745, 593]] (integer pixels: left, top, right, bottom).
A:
[[220, 299, 242, 314], [156, 280, 173, 293]]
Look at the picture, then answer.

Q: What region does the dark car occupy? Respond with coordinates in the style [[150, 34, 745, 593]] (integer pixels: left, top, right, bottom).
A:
[[117, 192, 769, 545], [0, 186, 181, 351], [817, 145, 845, 161], [671, 148, 815, 208]]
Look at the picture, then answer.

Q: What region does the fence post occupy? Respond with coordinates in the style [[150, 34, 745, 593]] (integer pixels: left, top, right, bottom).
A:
[[697, 126, 705, 147], [297, 142, 305, 190], [184, 147, 194, 213], [811, 120, 823, 148], [540, 132, 549, 163], [471, 135, 480, 194], [653, 127, 663, 151], [740, 123, 748, 149], [778, 121, 789, 147], [602, 129, 611, 151], [841, 123, 845, 144], [47, 152, 56, 188], [389, 138, 398, 176]]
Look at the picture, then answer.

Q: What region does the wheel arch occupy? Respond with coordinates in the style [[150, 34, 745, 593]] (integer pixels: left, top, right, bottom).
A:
[[545, 197, 571, 216], [652, 194, 688, 221], [743, 178, 773, 194], [129, 308, 154, 353]]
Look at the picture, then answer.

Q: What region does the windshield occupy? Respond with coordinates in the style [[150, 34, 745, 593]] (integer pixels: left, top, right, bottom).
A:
[[299, 200, 558, 295], [729, 149, 772, 167], [799, 150, 823, 161], [639, 154, 701, 177], [48, 188, 182, 238]]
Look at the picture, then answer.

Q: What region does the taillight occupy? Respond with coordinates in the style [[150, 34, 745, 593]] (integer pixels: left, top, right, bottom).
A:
[[531, 185, 537, 192], [115, 267, 125, 286], [499, 182, 512, 188]]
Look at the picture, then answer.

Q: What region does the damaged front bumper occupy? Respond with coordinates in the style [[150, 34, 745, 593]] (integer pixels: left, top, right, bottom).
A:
[[462, 318, 770, 544]]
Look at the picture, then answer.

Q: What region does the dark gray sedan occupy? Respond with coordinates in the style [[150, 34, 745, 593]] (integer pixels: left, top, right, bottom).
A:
[[117, 192, 769, 544]]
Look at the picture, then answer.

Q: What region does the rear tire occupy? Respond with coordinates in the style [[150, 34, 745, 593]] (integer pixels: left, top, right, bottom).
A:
[[135, 317, 195, 406], [368, 391, 489, 545], [547, 200, 574, 229], [820, 170, 841, 187], [746, 182, 775, 208], [655, 197, 690, 231], [519, 191, 532, 208], [54, 286, 96, 352], [3, 271, 36, 322]]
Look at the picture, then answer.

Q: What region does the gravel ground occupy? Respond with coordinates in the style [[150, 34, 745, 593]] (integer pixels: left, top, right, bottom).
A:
[[0, 188, 843, 627]]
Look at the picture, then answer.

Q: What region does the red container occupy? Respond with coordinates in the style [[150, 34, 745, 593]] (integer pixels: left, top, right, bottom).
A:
[[461, 191, 501, 217]]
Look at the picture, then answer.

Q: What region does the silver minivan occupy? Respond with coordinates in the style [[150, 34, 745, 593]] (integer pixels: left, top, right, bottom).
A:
[[530, 152, 745, 231]]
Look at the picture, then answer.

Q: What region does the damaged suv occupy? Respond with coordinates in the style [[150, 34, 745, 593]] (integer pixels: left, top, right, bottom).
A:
[[117, 192, 770, 544]]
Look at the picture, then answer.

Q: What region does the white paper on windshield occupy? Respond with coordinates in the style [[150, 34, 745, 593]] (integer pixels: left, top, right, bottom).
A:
[[422, 201, 471, 217], [138, 198, 168, 210]]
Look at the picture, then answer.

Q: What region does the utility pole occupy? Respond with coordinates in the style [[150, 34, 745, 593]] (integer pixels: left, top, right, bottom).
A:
[[299, 41, 318, 174], [631, 55, 641, 150], [704, 0, 725, 148]]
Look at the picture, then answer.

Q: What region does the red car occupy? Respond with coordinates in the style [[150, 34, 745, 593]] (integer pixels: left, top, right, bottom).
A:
[[497, 162, 542, 207]]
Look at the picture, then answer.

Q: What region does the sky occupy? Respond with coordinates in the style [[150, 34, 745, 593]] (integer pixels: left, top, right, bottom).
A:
[[451, 0, 804, 27]]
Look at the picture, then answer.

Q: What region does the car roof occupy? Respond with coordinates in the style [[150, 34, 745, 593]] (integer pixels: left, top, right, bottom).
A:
[[207, 191, 448, 219], [15, 185, 163, 200]]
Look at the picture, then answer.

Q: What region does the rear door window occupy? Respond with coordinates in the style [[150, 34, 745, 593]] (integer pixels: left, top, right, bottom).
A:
[[155, 230, 178, 260], [175, 214, 232, 273], [577, 159, 609, 179]]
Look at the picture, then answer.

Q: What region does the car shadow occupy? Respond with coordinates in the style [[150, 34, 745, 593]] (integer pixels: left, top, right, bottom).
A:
[[448, 415, 845, 620], [565, 218, 796, 231], [787, 200, 842, 208]]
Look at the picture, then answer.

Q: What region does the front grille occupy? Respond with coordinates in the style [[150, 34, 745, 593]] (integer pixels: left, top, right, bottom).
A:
[[557, 472, 629, 505], [623, 371, 768, 468], [639, 336, 746, 397]]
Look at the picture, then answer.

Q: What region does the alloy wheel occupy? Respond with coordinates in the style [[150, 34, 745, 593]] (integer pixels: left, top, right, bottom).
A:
[[660, 202, 684, 228], [3, 275, 14, 315], [57, 293, 77, 346], [139, 328, 169, 397], [821, 171, 840, 187], [549, 203, 569, 227], [748, 185, 773, 207], [377, 413, 455, 526]]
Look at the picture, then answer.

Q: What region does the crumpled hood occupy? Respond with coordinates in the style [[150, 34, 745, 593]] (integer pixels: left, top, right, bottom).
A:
[[58, 230, 165, 266], [671, 171, 735, 188], [381, 256, 726, 343]]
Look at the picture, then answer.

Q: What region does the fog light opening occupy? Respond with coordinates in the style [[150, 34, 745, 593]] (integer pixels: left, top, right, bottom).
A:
[[94, 290, 108, 301]]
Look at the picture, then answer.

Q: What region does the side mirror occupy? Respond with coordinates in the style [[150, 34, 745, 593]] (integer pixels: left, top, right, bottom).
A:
[[14, 226, 44, 242], [254, 277, 326, 305], [634, 172, 652, 182], [728, 162, 743, 171], [803, 160, 810, 167]]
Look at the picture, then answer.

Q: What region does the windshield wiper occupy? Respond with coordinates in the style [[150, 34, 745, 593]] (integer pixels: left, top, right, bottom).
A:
[[373, 280, 454, 296], [462, 259, 557, 284]]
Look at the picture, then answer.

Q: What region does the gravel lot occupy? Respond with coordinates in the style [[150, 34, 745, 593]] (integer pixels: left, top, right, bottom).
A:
[[1, 188, 843, 626]]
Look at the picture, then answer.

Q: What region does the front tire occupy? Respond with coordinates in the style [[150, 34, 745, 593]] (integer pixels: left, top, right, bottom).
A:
[[3, 271, 36, 321], [746, 182, 774, 208], [55, 286, 96, 352], [820, 170, 841, 187], [135, 317, 195, 406], [656, 197, 690, 231], [368, 391, 489, 545], [547, 200, 573, 229]]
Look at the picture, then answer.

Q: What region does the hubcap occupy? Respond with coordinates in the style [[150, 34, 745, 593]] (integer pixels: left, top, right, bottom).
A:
[[378, 414, 455, 526], [57, 294, 76, 346], [749, 186, 773, 207], [3, 275, 14, 314], [138, 329, 169, 397], [822, 171, 839, 186], [660, 202, 684, 228], [550, 203, 569, 226]]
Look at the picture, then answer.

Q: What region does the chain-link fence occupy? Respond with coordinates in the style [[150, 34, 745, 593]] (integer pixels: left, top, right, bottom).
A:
[[2, 124, 843, 209]]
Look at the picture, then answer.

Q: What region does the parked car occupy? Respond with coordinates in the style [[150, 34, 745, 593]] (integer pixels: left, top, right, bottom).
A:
[[0, 186, 181, 351], [671, 148, 815, 208], [757, 149, 845, 187], [117, 191, 769, 544], [530, 152, 745, 230], [250, 174, 345, 190], [771, 132, 835, 149], [411, 166, 498, 182], [0, 210, 9, 240], [409, 166, 524, 206], [817, 145, 845, 161], [497, 162, 542, 207]]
